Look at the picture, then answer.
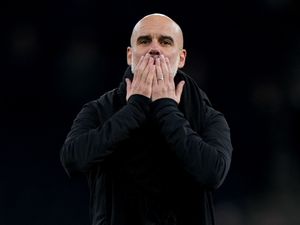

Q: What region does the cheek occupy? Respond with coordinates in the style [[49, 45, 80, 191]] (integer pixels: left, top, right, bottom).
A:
[[130, 52, 142, 72], [167, 54, 181, 76], [131, 50, 147, 67], [168, 53, 181, 66], [132, 55, 140, 64], [131, 49, 141, 62]]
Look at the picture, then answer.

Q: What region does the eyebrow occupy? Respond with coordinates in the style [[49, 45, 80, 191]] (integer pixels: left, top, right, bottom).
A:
[[136, 35, 174, 43], [160, 35, 174, 43], [136, 35, 152, 43]]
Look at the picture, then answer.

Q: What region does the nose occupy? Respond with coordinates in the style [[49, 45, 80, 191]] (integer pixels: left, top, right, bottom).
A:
[[148, 39, 161, 57], [149, 49, 160, 57]]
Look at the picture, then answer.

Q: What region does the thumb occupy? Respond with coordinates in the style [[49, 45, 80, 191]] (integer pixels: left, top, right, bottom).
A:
[[125, 78, 132, 101], [175, 81, 185, 99], [125, 78, 131, 92]]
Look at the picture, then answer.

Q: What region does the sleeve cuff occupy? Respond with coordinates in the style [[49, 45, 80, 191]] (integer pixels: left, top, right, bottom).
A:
[[127, 94, 151, 114], [151, 98, 178, 116]]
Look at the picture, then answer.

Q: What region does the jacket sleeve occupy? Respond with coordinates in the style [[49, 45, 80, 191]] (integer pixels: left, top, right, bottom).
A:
[[151, 98, 233, 189], [60, 94, 150, 176]]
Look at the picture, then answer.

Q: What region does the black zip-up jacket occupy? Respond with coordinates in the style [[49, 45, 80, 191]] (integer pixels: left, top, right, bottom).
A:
[[60, 67, 233, 225]]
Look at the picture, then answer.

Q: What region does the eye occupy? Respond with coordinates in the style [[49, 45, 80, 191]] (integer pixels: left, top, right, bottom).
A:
[[161, 40, 172, 46], [140, 39, 149, 44], [137, 37, 151, 45], [160, 37, 174, 46]]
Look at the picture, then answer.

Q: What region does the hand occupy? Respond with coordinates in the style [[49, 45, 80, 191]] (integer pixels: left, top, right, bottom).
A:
[[126, 53, 155, 101], [151, 55, 185, 104]]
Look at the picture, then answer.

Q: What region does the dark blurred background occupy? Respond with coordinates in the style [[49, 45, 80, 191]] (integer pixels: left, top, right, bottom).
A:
[[2, 0, 300, 224]]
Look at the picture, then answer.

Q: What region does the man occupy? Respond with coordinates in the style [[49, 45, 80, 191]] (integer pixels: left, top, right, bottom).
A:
[[60, 13, 233, 225]]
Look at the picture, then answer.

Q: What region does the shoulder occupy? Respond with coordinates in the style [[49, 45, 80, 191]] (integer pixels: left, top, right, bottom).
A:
[[81, 88, 118, 109], [81, 88, 121, 122], [96, 88, 118, 105], [177, 69, 212, 106]]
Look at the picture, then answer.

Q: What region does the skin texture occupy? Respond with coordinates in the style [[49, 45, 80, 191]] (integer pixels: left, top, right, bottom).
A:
[[126, 13, 187, 104]]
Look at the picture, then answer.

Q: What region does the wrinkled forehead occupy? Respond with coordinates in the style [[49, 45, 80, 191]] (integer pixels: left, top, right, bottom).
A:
[[130, 15, 183, 47]]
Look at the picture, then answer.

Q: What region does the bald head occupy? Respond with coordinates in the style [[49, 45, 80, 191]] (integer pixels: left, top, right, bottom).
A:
[[130, 13, 184, 49], [127, 13, 187, 76]]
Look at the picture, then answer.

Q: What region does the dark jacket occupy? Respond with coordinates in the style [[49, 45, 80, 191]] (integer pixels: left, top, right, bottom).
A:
[[60, 67, 233, 225]]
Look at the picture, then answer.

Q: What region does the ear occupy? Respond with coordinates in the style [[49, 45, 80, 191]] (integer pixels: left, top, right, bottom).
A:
[[178, 49, 187, 68], [127, 47, 132, 65]]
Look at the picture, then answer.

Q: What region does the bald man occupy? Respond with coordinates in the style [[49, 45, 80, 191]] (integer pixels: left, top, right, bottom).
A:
[[61, 13, 233, 225]]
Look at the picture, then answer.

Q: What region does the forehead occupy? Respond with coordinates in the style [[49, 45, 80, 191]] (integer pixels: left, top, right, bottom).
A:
[[131, 16, 182, 43]]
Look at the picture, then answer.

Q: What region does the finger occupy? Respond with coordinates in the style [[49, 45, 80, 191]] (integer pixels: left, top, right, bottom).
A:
[[133, 55, 144, 82], [140, 53, 152, 81], [152, 67, 158, 87], [135, 54, 150, 82], [135, 55, 144, 70], [160, 55, 169, 78], [146, 61, 155, 86], [143, 56, 154, 82], [164, 57, 173, 82], [155, 58, 164, 82], [175, 80, 185, 98]]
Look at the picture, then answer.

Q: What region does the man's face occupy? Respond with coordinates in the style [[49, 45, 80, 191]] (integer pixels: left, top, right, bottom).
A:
[[127, 15, 186, 76]]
